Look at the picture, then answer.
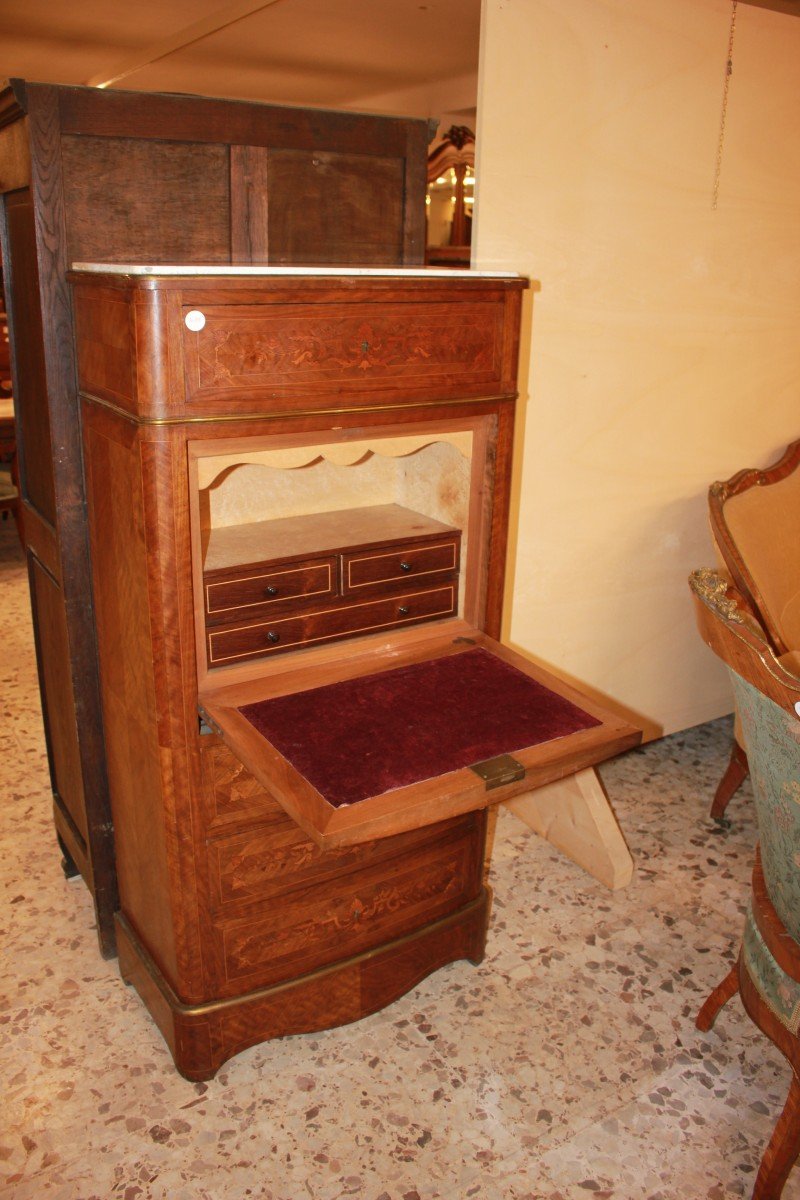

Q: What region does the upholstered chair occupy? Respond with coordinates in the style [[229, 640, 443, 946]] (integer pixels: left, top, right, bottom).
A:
[[708, 438, 800, 818], [690, 568, 800, 1199]]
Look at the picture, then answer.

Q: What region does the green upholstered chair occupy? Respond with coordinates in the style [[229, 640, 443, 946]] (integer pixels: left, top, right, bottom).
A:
[[691, 568, 800, 1199], [708, 438, 800, 819]]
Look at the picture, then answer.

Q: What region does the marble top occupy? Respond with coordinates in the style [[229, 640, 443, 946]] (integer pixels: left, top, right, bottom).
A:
[[70, 263, 522, 280]]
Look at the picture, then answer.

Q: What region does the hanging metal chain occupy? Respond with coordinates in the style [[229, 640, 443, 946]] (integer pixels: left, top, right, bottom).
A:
[[712, 0, 738, 210]]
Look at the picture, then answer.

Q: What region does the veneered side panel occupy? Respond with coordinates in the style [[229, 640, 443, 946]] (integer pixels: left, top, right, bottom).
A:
[[82, 414, 180, 985]]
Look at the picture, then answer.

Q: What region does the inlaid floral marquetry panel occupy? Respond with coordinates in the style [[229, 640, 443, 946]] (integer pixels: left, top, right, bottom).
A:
[[200, 742, 279, 830], [183, 302, 504, 402], [216, 837, 473, 989]]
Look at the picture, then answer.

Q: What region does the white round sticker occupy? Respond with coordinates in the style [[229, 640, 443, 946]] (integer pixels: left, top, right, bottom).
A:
[[184, 310, 206, 332]]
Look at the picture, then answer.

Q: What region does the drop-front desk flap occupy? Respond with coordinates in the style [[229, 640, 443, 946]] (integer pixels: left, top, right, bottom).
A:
[[198, 627, 641, 850]]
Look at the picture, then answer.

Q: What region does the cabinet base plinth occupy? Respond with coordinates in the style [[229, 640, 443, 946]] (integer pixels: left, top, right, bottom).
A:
[[115, 888, 491, 1081]]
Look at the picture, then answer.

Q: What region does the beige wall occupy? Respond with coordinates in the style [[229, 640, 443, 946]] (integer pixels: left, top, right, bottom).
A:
[[474, 0, 800, 737]]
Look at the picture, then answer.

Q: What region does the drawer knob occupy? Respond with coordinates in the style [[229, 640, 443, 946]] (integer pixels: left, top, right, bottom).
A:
[[399, 561, 412, 572], [266, 631, 280, 644], [265, 585, 279, 596], [398, 605, 410, 616]]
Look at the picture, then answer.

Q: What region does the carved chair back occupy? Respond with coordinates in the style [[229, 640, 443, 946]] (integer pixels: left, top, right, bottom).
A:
[[709, 439, 800, 660]]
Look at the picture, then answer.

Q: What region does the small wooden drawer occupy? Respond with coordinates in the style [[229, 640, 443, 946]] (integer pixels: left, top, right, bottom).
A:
[[207, 584, 457, 666], [204, 558, 335, 621], [343, 535, 460, 595], [206, 809, 480, 913], [205, 814, 483, 994]]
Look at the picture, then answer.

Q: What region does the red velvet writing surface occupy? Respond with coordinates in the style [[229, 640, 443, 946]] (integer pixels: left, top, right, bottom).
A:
[[239, 648, 600, 808]]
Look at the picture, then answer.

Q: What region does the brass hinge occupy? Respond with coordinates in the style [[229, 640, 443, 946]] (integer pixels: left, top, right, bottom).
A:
[[469, 754, 526, 791]]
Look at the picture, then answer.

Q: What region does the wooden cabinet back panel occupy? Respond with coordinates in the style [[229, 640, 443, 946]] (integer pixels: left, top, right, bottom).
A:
[[62, 136, 232, 265], [266, 149, 406, 265]]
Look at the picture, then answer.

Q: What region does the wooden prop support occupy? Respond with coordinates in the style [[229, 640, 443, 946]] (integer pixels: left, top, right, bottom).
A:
[[504, 766, 634, 891]]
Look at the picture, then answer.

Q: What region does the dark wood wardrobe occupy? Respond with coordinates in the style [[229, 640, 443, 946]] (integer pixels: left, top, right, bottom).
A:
[[0, 80, 430, 957]]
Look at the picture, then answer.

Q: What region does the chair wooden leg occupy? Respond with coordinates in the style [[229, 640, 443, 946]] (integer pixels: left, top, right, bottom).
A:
[[696, 961, 739, 1032], [752, 1071, 800, 1200], [711, 740, 749, 820]]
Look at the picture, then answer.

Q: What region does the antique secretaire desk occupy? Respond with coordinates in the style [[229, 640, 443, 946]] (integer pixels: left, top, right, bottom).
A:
[[70, 263, 639, 1079]]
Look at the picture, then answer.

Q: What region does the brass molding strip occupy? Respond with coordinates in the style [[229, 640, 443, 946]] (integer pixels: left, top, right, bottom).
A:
[[116, 889, 490, 1019], [79, 391, 519, 427]]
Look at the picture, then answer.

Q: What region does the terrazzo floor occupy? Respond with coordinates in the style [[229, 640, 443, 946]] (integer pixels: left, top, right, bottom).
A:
[[1, 518, 798, 1200]]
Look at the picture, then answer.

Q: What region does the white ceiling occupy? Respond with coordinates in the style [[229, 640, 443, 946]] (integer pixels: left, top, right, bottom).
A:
[[0, 0, 481, 119]]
